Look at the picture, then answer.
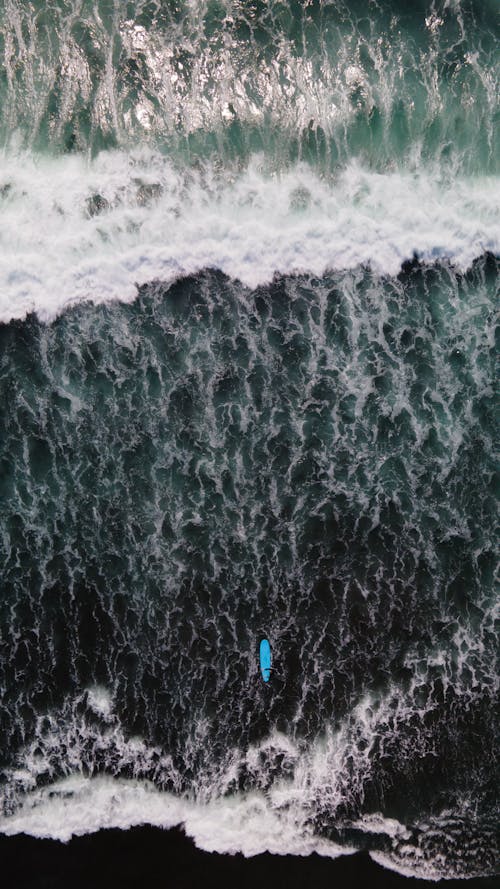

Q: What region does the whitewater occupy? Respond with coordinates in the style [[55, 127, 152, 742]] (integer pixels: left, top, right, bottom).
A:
[[0, 0, 498, 882], [0, 150, 499, 323]]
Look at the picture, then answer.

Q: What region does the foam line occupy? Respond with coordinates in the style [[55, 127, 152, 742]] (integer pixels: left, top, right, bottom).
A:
[[0, 774, 350, 859], [0, 150, 498, 323]]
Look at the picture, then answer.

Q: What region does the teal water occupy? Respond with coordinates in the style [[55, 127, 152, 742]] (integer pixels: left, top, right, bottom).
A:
[[0, 0, 498, 173], [0, 0, 498, 880]]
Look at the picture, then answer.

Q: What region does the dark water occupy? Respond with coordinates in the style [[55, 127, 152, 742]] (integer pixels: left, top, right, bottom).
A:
[[0, 0, 498, 881], [2, 826, 500, 889], [1, 258, 498, 877]]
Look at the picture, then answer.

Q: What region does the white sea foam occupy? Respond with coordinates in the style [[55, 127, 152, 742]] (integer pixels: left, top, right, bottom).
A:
[[0, 149, 498, 324], [369, 850, 443, 882], [86, 686, 114, 720], [0, 773, 349, 859], [0, 772, 479, 881], [0, 685, 493, 878]]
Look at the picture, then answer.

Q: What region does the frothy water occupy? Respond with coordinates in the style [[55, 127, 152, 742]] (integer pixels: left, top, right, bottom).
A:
[[1, 261, 498, 878], [1, 0, 498, 174], [0, 0, 498, 881], [1, 150, 498, 323]]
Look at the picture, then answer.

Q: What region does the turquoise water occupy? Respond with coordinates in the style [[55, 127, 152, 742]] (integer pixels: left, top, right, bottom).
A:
[[0, 0, 498, 173], [0, 0, 498, 880]]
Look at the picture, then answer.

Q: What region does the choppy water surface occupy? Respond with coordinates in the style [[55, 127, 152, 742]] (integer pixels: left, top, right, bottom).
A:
[[0, 0, 498, 881], [1, 0, 498, 172]]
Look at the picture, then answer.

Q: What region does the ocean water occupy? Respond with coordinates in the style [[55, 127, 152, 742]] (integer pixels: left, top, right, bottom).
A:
[[0, 0, 498, 881]]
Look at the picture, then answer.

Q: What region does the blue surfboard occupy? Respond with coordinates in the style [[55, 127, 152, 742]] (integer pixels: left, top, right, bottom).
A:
[[259, 639, 272, 682]]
